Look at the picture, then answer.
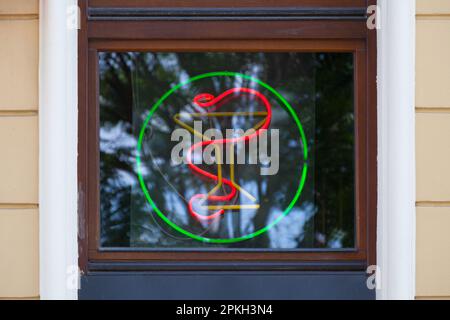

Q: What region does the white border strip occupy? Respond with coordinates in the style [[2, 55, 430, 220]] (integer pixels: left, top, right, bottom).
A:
[[39, 0, 78, 300], [377, 0, 416, 300]]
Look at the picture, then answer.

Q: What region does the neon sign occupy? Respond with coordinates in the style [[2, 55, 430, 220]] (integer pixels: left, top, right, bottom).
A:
[[175, 87, 271, 222], [136, 72, 308, 243]]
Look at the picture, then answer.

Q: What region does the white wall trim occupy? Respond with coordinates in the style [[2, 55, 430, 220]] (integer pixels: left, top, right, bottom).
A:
[[39, 0, 78, 300], [377, 0, 416, 300]]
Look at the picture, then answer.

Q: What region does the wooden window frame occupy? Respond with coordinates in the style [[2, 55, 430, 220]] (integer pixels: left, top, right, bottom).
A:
[[78, 0, 377, 273]]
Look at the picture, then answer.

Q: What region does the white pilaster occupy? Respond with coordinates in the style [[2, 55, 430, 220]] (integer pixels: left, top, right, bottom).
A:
[[377, 0, 416, 300], [39, 0, 78, 300]]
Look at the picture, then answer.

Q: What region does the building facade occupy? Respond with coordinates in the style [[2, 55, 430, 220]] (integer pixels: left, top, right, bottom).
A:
[[0, 0, 448, 300]]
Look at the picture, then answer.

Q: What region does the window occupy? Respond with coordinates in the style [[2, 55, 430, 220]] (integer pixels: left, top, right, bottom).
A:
[[99, 52, 355, 250], [78, 0, 377, 299]]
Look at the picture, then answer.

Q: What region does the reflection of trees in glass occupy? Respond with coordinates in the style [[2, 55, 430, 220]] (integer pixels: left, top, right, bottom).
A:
[[99, 52, 354, 249], [99, 53, 134, 247], [313, 54, 354, 248]]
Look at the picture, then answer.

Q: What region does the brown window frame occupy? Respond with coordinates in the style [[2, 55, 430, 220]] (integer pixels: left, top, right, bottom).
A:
[[78, 0, 377, 272]]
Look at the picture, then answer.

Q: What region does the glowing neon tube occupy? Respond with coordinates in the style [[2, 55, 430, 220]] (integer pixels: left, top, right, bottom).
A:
[[186, 87, 272, 221]]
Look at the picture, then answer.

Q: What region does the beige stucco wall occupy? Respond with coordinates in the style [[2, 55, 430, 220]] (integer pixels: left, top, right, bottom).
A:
[[416, 0, 450, 300], [0, 0, 39, 299]]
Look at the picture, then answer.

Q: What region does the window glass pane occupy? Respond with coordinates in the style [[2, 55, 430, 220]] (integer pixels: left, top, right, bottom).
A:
[[99, 52, 354, 249]]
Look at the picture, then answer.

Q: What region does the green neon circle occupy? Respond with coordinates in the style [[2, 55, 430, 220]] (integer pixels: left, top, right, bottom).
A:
[[136, 71, 308, 243]]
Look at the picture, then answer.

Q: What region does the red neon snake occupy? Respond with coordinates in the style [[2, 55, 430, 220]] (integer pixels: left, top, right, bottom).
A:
[[186, 87, 272, 221]]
